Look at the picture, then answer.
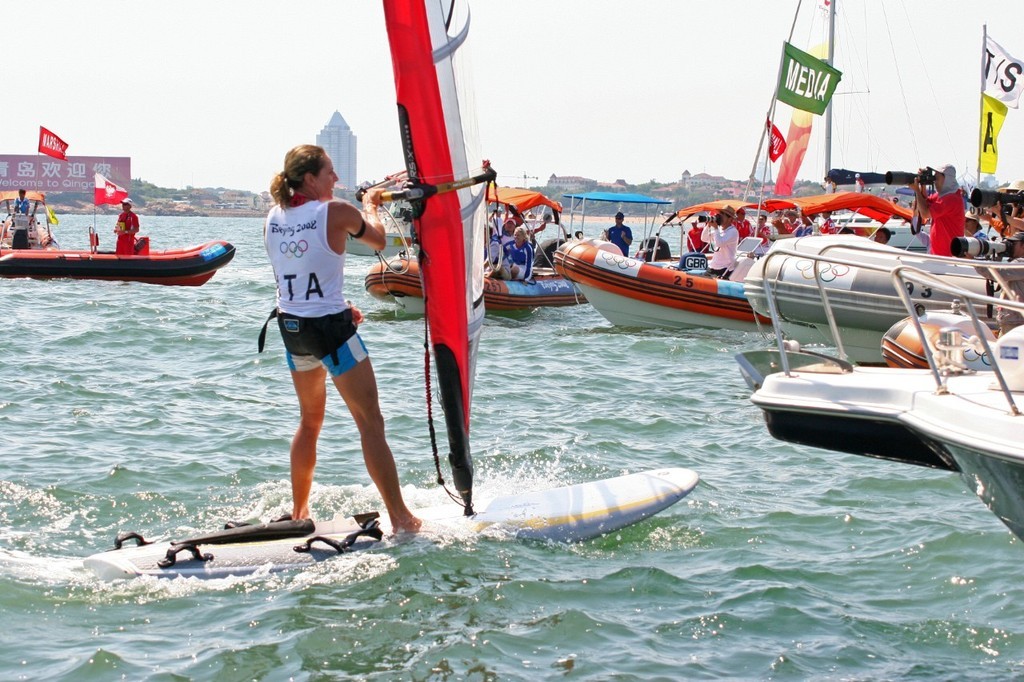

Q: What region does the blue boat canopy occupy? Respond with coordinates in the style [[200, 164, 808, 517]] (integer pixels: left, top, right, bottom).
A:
[[562, 191, 671, 205]]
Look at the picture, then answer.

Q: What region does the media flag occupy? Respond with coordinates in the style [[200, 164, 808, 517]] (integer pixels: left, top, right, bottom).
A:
[[984, 36, 1024, 108], [776, 42, 842, 116], [94, 172, 129, 205], [980, 93, 1008, 173], [766, 118, 787, 161], [38, 126, 69, 160]]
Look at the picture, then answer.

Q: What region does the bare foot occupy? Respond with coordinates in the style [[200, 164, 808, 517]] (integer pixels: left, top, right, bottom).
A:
[[391, 514, 422, 534]]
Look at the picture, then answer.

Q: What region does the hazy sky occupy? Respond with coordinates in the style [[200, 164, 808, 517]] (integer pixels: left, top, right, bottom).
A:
[[9, 0, 1023, 193]]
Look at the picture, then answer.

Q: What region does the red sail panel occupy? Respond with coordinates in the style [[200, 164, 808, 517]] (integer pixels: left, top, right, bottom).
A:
[[382, 0, 485, 511]]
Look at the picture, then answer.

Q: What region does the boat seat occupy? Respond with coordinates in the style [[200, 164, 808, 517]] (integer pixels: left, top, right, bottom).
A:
[[728, 257, 756, 281], [11, 227, 29, 249]]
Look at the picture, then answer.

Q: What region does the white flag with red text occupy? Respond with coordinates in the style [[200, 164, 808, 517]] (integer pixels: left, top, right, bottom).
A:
[[38, 126, 69, 160]]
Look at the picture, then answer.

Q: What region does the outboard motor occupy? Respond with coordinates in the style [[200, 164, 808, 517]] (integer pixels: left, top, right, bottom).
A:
[[635, 237, 671, 262], [534, 237, 568, 268]]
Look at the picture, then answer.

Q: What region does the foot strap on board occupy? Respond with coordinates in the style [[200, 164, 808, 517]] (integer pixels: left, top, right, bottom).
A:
[[113, 531, 153, 549], [158, 543, 214, 568], [293, 513, 383, 555]]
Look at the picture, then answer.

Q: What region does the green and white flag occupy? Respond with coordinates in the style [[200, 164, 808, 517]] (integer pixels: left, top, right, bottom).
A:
[[776, 42, 842, 116]]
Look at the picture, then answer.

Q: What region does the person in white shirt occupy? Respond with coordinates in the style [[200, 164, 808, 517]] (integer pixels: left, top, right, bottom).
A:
[[264, 144, 420, 533], [701, 206, 740, 278]]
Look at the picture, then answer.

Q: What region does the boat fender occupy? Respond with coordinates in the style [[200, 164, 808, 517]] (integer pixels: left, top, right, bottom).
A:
[[993, 325, 1024, 391]]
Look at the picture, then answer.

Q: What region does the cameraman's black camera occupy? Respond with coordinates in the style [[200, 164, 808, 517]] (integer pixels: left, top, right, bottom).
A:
[[950, 236, 1008, 259], [885, 168, 937, 186], [970, 187, 1024, 209]]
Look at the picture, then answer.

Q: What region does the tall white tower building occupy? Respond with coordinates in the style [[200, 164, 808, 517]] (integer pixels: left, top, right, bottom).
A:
[[316, 111, 357, 190]]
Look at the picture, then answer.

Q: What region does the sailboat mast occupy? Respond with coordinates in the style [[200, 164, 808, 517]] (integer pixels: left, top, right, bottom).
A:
[[824, 0, 836, 177]]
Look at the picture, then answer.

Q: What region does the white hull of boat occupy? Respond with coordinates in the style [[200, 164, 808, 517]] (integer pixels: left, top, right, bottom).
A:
[[749, 361, 1024, 538], [576, 282, 762, 332], [347, 232, 410, 258]]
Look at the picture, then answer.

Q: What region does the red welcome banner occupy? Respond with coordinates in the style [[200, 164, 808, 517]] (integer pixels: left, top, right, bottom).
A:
[[38, 126, 69, 160], [766, 118, 787, 162], [0, 155, 130, 193]]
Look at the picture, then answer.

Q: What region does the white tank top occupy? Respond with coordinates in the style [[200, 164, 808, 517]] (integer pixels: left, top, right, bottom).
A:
[[265, 199, 348, 317]]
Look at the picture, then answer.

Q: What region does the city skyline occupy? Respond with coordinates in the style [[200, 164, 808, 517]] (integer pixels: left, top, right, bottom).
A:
[[316, 111, 357, 190]]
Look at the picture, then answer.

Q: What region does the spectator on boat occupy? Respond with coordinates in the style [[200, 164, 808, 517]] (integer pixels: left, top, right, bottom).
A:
[[574, 230, 584, 240], [13, 189, 30, 215], [607, 211, 633, 256], [734, 208, 752, 240], [686, 215, 708, 252], [772, 210, 797, 236], [755, 213, 772, 242], [263, 143, 420, 532], [818, 211, 836, 234], [872, 227, 892, 245], [489, 207, 504, 236], [114, 198, 140, 255], [701, 206, 739, 278], [965, 211, 988, 240], [499, 218, 517, 247], [504, 225, 535, 281], [533, 213, 554, 239], [793, 213, 814, 238], [911, 164, 964, 257]]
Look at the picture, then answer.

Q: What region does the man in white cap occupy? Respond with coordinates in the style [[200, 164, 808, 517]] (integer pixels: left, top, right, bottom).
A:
[[911, 164, 964, 257], [115, 197, 140, 255]]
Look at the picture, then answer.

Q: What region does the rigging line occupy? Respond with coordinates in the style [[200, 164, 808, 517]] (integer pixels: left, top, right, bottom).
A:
[[894, 0, 958, 165], [878, 0, 921, 163], [746, 0, 804, 199]]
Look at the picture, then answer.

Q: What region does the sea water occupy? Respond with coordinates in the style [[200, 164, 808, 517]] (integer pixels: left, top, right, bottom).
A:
[[2, 215, 1023, 680]]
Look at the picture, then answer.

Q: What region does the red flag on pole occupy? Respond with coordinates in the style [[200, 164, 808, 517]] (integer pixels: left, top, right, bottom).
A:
[[766, 118, 787, 162], [38, 126, 69, 160], [94, 172, 129, 205]]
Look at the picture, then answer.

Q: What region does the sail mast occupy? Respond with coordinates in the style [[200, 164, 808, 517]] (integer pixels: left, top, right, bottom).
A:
[[824, 0, 836, 178]]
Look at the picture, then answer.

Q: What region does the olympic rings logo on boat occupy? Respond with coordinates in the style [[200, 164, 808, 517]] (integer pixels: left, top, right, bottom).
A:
[[598, 251, 637, 270], [280, 240, 309, 258], [795, 259, 850, 282]]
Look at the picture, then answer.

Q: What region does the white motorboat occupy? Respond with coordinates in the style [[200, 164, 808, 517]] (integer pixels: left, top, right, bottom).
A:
[[736, 261, 1024, 541], [743, 235, 990, 364]]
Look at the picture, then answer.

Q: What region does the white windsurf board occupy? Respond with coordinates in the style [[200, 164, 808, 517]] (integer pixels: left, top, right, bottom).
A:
[[84, 467, 699, 581]]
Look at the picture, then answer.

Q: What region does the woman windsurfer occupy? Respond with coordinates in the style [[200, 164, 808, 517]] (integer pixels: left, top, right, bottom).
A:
[[265, 144, 420, 533]]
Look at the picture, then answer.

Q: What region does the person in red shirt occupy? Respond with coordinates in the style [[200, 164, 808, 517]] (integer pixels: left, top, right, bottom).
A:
[[911, 165, 964, 257], [734, 207, 752, 240], [114, 198, 140, 255], [686, 214, 708, 252]]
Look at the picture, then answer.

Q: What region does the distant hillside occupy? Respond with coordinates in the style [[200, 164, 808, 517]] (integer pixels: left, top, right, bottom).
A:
[[47, 175, 826, 217]]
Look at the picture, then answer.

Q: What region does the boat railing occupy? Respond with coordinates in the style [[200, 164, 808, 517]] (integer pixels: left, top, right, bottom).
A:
[[889, 264, 1023, 415], [759, 240, 990, 365]]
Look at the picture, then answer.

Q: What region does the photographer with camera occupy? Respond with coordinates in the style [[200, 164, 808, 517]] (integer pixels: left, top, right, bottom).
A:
[[989, 233, 1024, 335], [908, 164, 965, 257]]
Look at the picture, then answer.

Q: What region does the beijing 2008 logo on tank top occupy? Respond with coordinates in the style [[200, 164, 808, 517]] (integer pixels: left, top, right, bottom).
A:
[[265, 200, 347, 317]]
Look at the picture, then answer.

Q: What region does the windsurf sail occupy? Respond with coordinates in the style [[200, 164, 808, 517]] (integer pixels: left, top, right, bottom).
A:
[[382, 0, 488, 514]]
